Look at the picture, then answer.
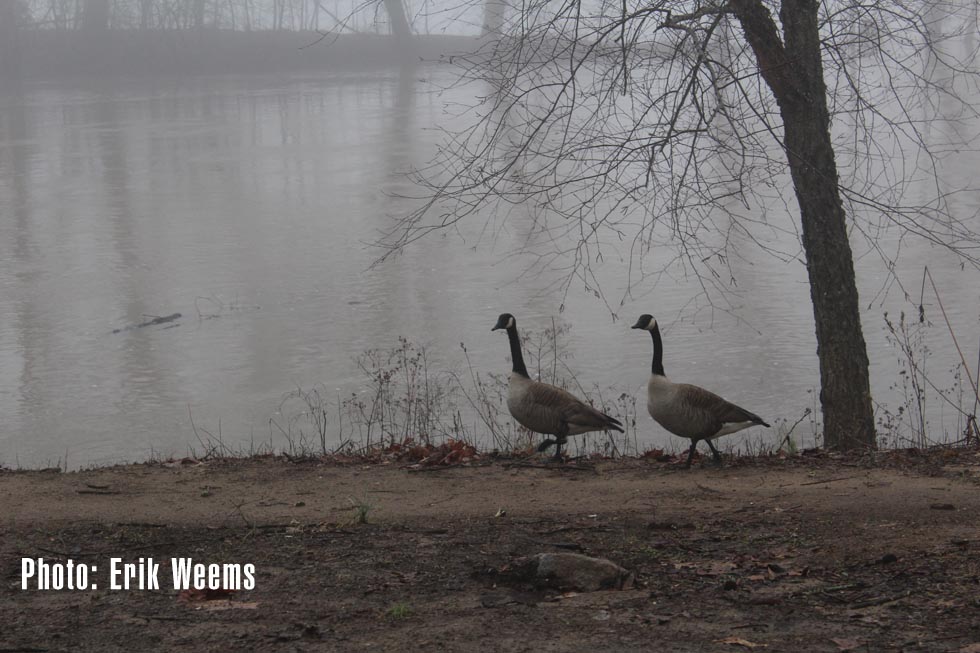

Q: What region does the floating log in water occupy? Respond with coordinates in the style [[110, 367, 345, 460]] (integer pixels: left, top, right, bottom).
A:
[[112, 313, 181, 334]]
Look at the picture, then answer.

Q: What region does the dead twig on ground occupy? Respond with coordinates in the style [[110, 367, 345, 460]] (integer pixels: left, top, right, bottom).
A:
[[796, 476, 858, 487]]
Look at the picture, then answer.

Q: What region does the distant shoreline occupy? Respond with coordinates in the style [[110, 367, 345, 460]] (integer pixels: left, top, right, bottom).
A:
[[2, 31, 481, 80]]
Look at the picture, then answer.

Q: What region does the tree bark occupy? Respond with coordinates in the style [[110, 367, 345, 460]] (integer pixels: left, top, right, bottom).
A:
[[730, 0, 875, 450], [382, 0, 413, 41]]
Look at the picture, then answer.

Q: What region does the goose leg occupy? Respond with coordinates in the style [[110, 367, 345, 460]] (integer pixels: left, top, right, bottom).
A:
[[552, 440, 564, 462], [537, 438, 556, 453], [552, 424, 569, 462], [706, 439, 723, 464], [685, 439, 700, 468]]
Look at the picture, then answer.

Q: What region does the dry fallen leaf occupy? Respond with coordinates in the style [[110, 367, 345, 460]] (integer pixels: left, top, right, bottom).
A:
[[831, 637, 861, 651], [958, 645, 980, 653], [717, 636, 766, 648]]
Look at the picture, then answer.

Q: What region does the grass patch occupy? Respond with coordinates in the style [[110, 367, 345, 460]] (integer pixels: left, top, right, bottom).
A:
[[345, 497, 372, 525], [386, 602, 414, 620]]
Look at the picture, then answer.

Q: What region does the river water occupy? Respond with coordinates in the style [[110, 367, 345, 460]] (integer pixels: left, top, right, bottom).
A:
[[0, 66, 977, 467]]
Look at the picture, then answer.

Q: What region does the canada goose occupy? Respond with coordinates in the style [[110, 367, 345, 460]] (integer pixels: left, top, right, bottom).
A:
[[631, 314, 770, 467], [492, 313, 623, 460]]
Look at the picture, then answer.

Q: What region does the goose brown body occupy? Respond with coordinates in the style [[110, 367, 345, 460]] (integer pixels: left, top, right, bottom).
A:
[[508, 373, 623, 437], [493, 313, 623, 459], [632, 314, 770, 467]]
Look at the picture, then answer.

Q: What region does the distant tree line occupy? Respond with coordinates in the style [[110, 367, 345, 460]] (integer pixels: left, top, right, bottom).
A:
[[2, 0, 484, 78], [14, 0, 442, 35]]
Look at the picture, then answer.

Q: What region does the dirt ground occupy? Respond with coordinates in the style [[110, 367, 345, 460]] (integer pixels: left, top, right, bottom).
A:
[[3, 450, 980, 652]]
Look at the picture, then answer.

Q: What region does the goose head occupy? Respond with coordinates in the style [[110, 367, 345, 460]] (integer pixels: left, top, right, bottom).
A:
[[492, 313, 516, 332], [631, 314, 657, 331]]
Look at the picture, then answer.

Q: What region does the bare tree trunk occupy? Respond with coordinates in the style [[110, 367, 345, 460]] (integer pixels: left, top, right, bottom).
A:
[[731, 0, 875, 450], [311, 0, 321, 30], [193, 0, 206, 29], [0, 1, 22, 78], [82, 0, 110, 32], [481, 0, 506, 37], [382, 0, 412, 42]]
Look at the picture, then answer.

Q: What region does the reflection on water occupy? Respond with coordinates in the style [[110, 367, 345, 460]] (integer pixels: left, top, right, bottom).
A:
[[0, 68, 976, 467]]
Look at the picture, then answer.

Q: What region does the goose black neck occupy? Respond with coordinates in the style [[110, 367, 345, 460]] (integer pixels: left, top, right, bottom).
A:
[[650, 324, 665, 376], [507, 325, 530, 378]]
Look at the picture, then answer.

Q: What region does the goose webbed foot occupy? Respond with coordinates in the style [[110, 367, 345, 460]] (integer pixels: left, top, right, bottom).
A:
[[538, 437, 567, 462], [684, 440, 699, 468], [551, 440, 565, 462], [548, 426, 569, 463], [706, 439, 724, 465]]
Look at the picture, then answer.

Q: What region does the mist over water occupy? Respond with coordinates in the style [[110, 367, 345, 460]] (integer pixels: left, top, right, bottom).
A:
[[0, 63, 977, 468]]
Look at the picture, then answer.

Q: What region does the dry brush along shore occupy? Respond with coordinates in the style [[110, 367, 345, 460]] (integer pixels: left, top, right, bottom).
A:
[[2, 449, 980, 652]]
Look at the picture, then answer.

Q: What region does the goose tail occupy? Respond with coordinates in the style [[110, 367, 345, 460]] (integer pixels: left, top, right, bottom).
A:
[[603, 412, 625, 433]]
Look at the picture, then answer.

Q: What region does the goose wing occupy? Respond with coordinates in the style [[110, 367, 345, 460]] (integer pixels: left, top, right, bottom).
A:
[[677, 384, 770, 429], [530, 381, 624, 432]]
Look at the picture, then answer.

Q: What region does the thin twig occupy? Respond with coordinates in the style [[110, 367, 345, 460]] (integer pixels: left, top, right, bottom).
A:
[[779, 408, 812, 451], [502, 462, 597, 473], [922, 267, 980, 405], [850, 591, 911, 609], [798, 476, 857, 487]]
